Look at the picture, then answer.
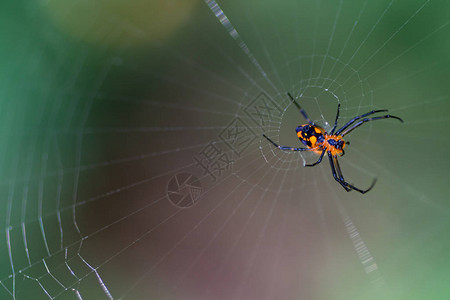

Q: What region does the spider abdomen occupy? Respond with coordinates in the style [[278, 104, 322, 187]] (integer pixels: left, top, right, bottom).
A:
[[296, 124, 325, 148]]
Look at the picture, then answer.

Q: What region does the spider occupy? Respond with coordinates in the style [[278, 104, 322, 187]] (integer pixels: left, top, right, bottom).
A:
[[263, 92, 403, 194]]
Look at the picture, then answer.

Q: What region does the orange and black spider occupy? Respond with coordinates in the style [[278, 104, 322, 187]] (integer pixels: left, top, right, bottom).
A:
[[263, 92, 403, 194]]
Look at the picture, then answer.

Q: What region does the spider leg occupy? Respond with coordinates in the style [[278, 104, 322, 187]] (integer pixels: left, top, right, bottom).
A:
[[330, 103, 341, 134], [335, 109, 389, 135], [340, 114, 404, 137], [287, 92, 314, 125], [305, 149, 326, 166], [328, 153, 377, 194], [263, 134, 312, 151], [328, 152, 351, 192]]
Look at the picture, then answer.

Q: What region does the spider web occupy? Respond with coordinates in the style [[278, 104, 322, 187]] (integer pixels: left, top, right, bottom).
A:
[[1, 0, 450, 299]]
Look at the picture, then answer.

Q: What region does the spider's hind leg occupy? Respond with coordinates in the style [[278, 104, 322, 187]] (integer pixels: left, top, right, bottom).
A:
[[287, 92, 314, 126], [305, 149, 325, 167], [262, 134, 311, 152]]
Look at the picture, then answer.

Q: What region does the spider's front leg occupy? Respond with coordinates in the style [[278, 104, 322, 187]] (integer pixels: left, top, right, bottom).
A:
[[328, 153, 376, 194]]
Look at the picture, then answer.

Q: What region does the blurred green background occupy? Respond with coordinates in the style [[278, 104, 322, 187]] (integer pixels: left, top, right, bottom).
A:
[[1, 0, 450, 299]]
